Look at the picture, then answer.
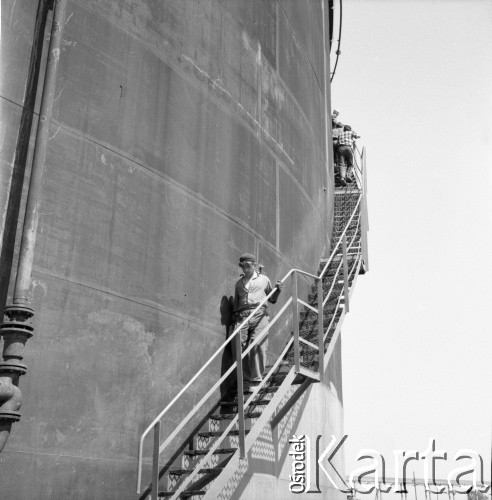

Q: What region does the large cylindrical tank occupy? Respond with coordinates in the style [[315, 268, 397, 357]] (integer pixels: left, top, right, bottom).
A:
[[0, 1, 341, 498]]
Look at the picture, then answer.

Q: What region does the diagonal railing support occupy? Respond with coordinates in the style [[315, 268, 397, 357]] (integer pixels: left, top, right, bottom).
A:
[[234, 335, 246, 458], [151, 421, 161, 500], [361, 147, 369, 271], [342, 234, 350, 313], [271, 377, 313, 429], [291, 272, 301, 373], [317, 277, 325, 378]]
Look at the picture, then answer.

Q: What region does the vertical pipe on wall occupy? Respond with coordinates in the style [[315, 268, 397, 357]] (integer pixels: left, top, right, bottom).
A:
[[13, 0, 67, 305], [0, 0, 51, 313], [0, 0, 67, 453]]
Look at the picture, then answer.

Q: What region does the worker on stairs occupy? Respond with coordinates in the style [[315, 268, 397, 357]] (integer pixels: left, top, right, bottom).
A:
[[336, 125, 360, 187], [230, 253, 283, 395]]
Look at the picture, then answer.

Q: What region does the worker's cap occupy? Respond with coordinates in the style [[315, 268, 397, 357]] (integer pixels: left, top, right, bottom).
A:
[[332, 109, 340, 115], [239, 253, 256, 263]]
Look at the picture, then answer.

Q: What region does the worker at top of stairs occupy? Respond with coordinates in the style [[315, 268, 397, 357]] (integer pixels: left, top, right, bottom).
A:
[[335, 124, 360, 187]]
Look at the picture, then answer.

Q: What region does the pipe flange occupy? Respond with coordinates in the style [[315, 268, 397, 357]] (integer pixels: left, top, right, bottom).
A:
[[0, 363, 27, 376], [3, 305, 34, 318], [0, 322, 34, 330], [0, 410, 21, 422], [0, 324, 34, 339], [1, 305, 34, 341], [2, 306, 34, 319]]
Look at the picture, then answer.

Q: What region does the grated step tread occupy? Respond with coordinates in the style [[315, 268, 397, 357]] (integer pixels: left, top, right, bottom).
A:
[[169, 467, 224, 476], [184, 448, 236, 456], [159, 490, 206, 498], [209, 412, 261, 420], [197, 430, 250, 438], [219, 399, 270, 407]]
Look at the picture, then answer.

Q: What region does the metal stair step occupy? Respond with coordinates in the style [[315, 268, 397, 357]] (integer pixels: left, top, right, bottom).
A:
[[197, 429, 250, 438], [184, 448, 236, 456], [303, 316, 339, 329], [158, 489, 206, 498], [333, 217, 359, 222], [269, 373, 288, 382], [334, 205, 359, 210], [209, 412, 261, 421], [258, 385, 281, 393], [269, 371, 306, 385], [219, 399, 270, 407], [169, 467, 225, 476], [301, 296, 343, 308], [292, 373, 312, 384], [172, 454, 234, 491], [299, 308, 341, 323]]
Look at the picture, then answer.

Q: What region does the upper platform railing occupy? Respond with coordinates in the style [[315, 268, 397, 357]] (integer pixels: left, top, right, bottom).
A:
[[137, 150, 368, 499]]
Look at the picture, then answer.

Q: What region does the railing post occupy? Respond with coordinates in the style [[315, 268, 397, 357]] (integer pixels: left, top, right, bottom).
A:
[[361, 147, 369, 271], [362, 147, 367, 196], [361, 193, 369, 271], [291, 272, 300, 372], [317, 278, 324, 378], [151, 421, 161, 500], [235, 334, 246, 458], [342, 234, 350, 313]]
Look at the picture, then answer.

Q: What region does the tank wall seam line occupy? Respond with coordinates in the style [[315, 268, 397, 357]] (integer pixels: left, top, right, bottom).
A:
[[32, 258, 329, 336], [73, 1, 299, 159], [0, 94, 41, 116], [177, 54, 298, 166], [31, 267, 227, 338], [275, 0, 325, 95], [1, 447, 139, 463], [49, 118, 319, 233], [32, 259, 320, 334], [261, 68, 327, 166], [73, 0, 321, 164]]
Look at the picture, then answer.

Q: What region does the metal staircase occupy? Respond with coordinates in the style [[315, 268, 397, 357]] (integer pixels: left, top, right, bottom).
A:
[[136, 150, 368, 500]]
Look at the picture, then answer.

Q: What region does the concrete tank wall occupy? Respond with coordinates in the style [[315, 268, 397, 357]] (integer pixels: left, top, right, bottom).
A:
[[0, 1, 339, 498]]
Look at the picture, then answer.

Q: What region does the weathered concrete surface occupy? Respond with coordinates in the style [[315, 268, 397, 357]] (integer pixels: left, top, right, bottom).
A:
[[0, 1, 338, 498]]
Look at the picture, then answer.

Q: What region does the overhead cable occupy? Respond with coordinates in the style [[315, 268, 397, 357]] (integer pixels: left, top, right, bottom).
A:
[[330, 0, 343, 82]]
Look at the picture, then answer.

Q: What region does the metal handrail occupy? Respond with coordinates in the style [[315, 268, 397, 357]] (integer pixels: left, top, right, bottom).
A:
[[137, 178, 366, 496], [319, 196, 361, 278], [166, 337, 296, 500], [321, 204, 362, 311], [351, 145, 364, 189], [322, 256, 358, 347]]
